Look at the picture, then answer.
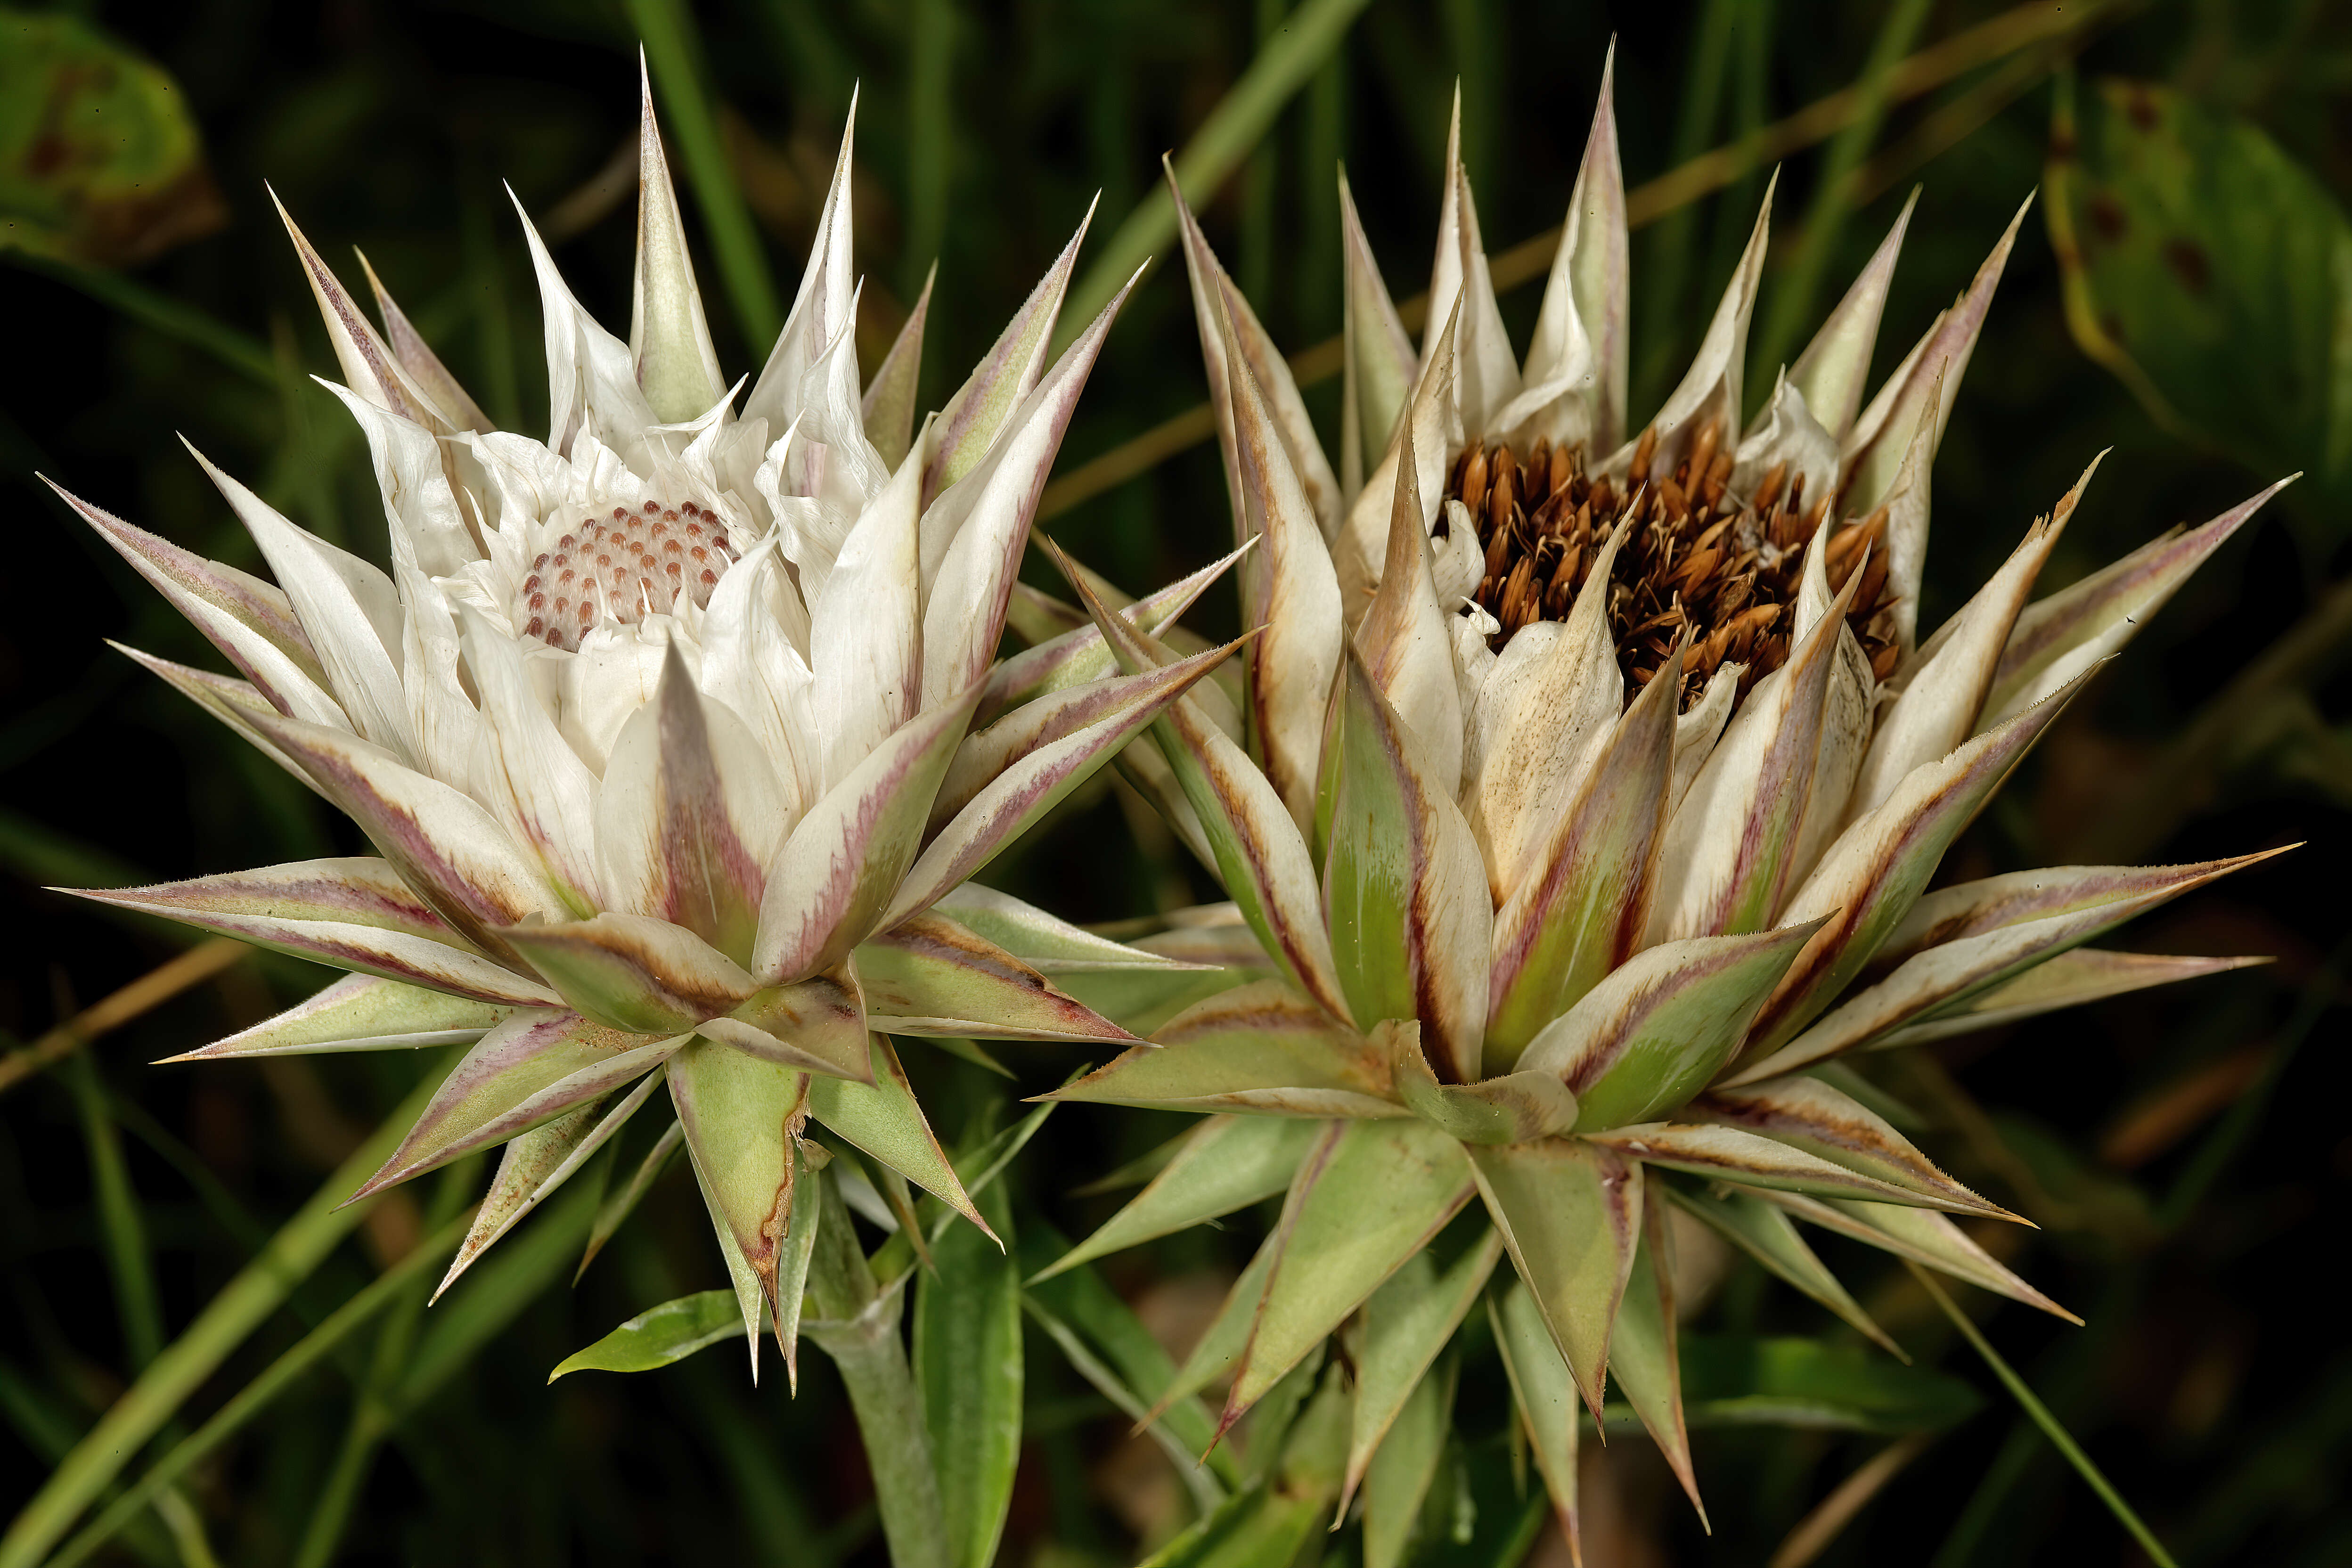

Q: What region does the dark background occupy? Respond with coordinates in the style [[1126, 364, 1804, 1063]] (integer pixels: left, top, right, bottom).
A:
[[4, 0, 2350, 1563]]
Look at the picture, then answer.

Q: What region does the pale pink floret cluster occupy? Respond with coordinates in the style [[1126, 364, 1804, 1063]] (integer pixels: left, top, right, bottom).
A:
[[518, 499, 732, 650]]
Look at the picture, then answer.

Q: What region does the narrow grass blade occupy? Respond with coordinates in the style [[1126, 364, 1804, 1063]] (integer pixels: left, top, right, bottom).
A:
[[46, 1212, 471, 1568], [1909, 1264, 2177, 1567], [0, 1073, 441, 1568], [1057, 0, 1376, 344]]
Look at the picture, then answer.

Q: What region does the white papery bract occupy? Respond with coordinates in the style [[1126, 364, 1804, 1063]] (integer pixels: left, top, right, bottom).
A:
[[1039, 57, 2289, 1544], [60, 74, 1237, 1381]]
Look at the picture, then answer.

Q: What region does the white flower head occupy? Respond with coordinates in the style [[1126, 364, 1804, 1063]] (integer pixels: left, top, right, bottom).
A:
[[59, 66, 1234, 1381]]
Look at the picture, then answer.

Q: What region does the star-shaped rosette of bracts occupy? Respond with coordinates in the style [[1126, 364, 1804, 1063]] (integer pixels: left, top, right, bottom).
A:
[[1028, 55, 2291, 1554], [50, 74, 1245, 1380]]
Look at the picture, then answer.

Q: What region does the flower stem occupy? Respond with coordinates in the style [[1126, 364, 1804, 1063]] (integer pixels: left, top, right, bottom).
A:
[[1908, 1264, 2178, 1568], [806, 1167, 949, 1568]]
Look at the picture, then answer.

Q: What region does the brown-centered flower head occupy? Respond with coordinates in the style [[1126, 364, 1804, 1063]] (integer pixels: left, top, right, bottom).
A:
[[1449, 417, 1903, 707]]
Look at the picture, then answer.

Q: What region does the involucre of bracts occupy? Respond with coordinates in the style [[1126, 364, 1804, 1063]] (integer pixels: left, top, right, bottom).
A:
[[1031, 57, 2292, 1547], [52, 66, 1244, 1387]]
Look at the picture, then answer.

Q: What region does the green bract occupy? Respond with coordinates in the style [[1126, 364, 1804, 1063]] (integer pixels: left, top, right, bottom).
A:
[[1037, 56, 2288, 1552]]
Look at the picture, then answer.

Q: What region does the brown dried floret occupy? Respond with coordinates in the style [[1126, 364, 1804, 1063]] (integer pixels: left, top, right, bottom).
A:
[[1447, 421, 1903, 709]]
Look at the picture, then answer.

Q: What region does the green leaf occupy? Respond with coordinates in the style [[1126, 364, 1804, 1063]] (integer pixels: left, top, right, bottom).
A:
[[1410, 1434, 1550, 1568], [43, 1215, 471, 1568], [0, 12, 223, 267], [1606, 1204, 1702, 1519], [1517, 923, 1822, 1133], [2052, 77, 2352, 511], [1272, 1363, 1351, 1497], [1053, 962, 1260, 1039], [858, 915, 1135, 1043], [1388, 1022, 1578, 1145], [1046, 980, 1400, 1119], [1465, 1138, 1642, 1417], [1020, 1223, 1239, 1495], [578, 1119, 683, 1282], [1135, 1482, 1324, 1568], [1690, 1074, 2007, 1217], [915, 1184, 1021, 1568], [1322, 655, 1492, 1079], [1034, 1114, 1324, 1281], [405, 1174, 602, 1402], [1771, 1192, 2081, 1323], [933, 884, 1209, 974], [1362, 1352, 1455, 1568], [1342, 1233, 1502, 1510], [64, 1054, 162, 1369], [1225, 1121, 1475, 1421], [808, 1035, 988, 1235], [548, 1291, 747, 1380], [1162, 1231, 1278, 1411], [1671, 1334, 1982, 1433], [1488, 1282, 1579, 1547], [1, 1075, 443, 1568]]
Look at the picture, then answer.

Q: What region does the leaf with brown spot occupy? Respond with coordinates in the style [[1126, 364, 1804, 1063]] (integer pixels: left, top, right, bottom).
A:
[[2050, 79, 2349, 519], [670, 1039, 808, 1348]]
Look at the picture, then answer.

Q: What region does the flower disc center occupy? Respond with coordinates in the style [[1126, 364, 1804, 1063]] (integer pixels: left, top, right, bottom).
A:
[[1447, 422, 1901, 708], [517, 499, 735, 652]]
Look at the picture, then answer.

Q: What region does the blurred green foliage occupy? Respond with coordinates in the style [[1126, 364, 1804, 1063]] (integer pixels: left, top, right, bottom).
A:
[[0, 10, 224, 267], [4, 1, 2352, 1566], [2053, 74, 2352, 523]]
